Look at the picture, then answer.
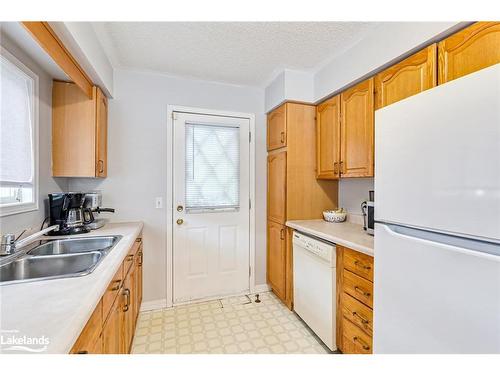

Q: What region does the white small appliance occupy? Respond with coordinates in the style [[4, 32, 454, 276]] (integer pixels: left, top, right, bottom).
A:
[[293, 231, 336, 351], [374, 64, 500, 353]]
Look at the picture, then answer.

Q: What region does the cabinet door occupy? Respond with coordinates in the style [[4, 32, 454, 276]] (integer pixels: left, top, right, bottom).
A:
[[52, 81, 96, 177], [70, 301, 103, 354], [135, 245, 143, 319], [95, 87, 108, 177], [120, 273, 134, 353], [267, 220, 286, 300], [267, 104, 287, 151], [375, 45, 437, 109], [267, 151, 287, 223], [102, 296, 121, 354], [340, 78, 374, 178], [438, 22, 500, 84], [316, 95, 341, 179]]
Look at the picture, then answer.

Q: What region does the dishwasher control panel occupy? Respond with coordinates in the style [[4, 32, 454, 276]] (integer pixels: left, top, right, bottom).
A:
[[292, 231, 336, 265]]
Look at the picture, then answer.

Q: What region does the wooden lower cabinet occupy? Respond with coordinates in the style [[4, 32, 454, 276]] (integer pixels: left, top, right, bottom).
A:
[[336, 245, 374, 354], [121, 263, 135, 353], [267, 220, 286, 301], [70, 235, 143, 354], [102, 297, 122, 354], [70, 301, 103, 354]]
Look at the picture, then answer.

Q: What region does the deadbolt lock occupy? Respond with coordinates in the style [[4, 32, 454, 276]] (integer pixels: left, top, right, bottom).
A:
[[177, 205, 184, 212]]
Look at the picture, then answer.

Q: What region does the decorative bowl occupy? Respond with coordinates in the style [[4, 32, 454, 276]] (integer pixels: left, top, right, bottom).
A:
[[323, 209, 347, 223]]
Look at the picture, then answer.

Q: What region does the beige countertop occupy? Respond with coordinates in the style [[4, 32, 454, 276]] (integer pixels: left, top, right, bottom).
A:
[[0, 222, 143, 354], [286, 219, 374, 256]]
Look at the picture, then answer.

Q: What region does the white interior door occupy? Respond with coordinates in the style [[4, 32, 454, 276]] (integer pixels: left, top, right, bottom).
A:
[[173, 112, 250, 304]]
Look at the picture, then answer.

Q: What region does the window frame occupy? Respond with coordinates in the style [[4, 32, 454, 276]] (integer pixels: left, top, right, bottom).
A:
[[0, 46, 39, 217]]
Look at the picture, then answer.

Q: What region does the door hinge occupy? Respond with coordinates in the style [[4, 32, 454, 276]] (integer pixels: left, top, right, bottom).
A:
[[249, 266, 252, 277], [249, 131, 252, 143], [249, 199, 252, 209], [171, 112, 178, 120]]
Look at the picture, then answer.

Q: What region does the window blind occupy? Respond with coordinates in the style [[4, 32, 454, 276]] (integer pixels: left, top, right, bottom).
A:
[[185, 122, 240, 211], [0, 55, 34, 184]]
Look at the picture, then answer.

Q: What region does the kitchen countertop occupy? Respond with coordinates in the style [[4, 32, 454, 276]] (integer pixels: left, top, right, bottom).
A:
[[0, 222, 143, 354], [286, 220, 374, 256]]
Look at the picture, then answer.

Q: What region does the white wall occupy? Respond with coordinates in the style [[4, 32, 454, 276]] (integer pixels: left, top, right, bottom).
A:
[[264, 69, 314, 111], [0, 35, 68, 235], [68, 69, 266, 304], [338, 178, 374, 220]]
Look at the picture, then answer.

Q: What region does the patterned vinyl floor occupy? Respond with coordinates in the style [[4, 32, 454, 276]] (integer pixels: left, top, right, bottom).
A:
[[131, 292, 332, 354]]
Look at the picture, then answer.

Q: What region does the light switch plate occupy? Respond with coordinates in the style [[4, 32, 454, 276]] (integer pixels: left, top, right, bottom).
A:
[[155, 197, 163, 209]]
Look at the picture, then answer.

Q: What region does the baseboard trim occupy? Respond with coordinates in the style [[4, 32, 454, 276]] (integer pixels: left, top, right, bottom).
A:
[[253, 283, 271, 293], [139, 298, 168, 312]]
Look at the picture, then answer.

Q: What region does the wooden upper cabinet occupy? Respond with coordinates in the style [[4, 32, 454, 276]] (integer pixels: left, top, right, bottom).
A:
[[267, 220, 286, 300], [52, 82, 108, 177], [340, 78, 374, 178], [438, 22, 500, 84], [267, 151, 287, 224], [375, 44, 437, 109], [267, 104, 287, 151], [316, 95, 341, 179]]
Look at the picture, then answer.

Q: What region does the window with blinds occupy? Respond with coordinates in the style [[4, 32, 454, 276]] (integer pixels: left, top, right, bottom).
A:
[[185, 122, 240, 212], [0, 48, 38, 215]]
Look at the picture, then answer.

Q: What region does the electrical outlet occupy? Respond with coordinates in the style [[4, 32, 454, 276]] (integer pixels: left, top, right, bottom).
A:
[[155, 197, 163, 209]]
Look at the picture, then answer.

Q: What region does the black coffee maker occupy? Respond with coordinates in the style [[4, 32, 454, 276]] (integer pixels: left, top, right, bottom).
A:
[[48, 193, 92, 235]]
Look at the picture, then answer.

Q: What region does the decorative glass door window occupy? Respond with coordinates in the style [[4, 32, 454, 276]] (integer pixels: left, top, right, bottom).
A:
[[185, 122, 240, 212]]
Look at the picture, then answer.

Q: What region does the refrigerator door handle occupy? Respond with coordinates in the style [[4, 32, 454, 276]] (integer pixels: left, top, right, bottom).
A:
[[382, 224, 500, 260]]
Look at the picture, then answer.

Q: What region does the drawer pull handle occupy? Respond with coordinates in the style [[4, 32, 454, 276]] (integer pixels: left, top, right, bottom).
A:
[[353, 336, 370, 351], [355, 286, 371, 297], [353, 311, 370, 325], [111, 279, 122, 291], [126, 254, 134, 261], [280, 228, 285, 240], [354, 260, 371, 270], [122, 289, 130, 312], [76, 350, 89, 354]]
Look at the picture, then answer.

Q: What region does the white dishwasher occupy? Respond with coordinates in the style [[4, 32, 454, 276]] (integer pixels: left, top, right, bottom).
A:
[[293, 231, 336, 351]]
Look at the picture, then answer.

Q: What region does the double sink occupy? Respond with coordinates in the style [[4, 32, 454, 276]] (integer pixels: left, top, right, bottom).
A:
[[0, 236, 122, 284]]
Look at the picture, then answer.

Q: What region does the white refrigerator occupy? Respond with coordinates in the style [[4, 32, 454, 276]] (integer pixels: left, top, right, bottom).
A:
[[374, 64, 500, 353]]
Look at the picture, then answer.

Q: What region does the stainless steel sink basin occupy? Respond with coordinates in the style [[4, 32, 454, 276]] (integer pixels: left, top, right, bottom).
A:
[[28, 235, 121, 256], [0, 235, 122, 284], [0, 252, 103, 284]]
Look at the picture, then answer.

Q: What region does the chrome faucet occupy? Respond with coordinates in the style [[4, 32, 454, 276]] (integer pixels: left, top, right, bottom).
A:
[[0, 225, 59, 256]]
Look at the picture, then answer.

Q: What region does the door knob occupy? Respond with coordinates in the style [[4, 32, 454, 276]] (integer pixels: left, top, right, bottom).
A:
[[176, 218, 184, 225], [177, 205, 184, 212]]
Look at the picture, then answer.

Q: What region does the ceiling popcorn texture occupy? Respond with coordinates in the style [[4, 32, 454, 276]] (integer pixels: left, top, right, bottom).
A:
[[92, 22, 378, 87]]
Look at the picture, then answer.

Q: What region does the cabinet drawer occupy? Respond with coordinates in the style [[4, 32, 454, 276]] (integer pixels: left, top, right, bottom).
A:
[[342, 318, 372, 354], [342, 292, 373, 336], [343, 248, 373, 281], [103, 264, 123, 322], [123, 240, 140, 276], [71, 300, 103, 353], [343, 269, 373, 308]]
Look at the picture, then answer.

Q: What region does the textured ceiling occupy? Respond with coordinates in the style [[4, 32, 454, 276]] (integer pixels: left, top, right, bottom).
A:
[[92, 22, 378, 87]]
